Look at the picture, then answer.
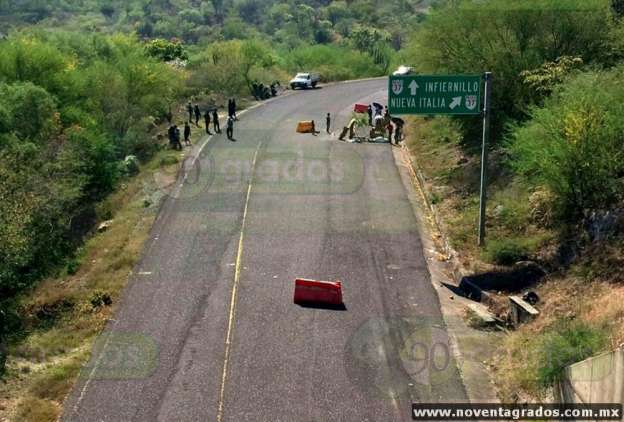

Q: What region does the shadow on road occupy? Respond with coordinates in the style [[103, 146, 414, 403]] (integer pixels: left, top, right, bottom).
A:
[[296, 302, 348, 311]]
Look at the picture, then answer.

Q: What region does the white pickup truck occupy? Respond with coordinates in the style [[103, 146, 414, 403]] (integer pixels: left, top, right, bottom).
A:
[[289, 72, 320, 90]]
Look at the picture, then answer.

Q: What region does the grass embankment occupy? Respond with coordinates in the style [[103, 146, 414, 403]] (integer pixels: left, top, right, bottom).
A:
[[0, 118, 205, 421], [405, 116, 623, 401]]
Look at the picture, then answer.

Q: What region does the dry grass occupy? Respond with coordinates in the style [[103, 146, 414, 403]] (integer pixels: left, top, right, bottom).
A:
[[491, 271, 624, 401], [405, 116, 552, 272], [0, 112, 207, 421]]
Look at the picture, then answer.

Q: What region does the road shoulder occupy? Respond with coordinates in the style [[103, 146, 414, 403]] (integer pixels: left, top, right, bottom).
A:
[[392, 145, 500, 403]]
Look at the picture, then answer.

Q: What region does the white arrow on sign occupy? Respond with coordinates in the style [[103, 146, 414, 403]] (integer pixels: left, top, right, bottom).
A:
[[409, 80, 419, 96], [449, 96, 462, 109]]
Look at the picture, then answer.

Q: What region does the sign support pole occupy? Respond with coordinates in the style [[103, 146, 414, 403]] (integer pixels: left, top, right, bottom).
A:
[[478, 72, 492, 247]]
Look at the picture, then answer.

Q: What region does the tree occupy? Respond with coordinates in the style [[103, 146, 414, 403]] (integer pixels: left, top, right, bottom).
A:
[[145, 38, 188, 61], [0, 82, 58, 143], [509, 66, 624, 220], [100, 4, 116, 18], [240, 40, 275, 94], [520, 56, 584, 104], [408, 0, 614, 143], [211, 0, 225, 23], [613, 0, 624, 17]]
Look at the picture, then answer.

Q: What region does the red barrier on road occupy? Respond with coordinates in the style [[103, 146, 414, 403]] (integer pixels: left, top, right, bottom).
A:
[[294, 278, 343, 306], [354, 103, 368, 113]]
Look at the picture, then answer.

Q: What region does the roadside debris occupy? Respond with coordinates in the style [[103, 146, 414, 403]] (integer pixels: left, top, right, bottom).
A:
[[509, 295, 539, 327], [97, 220, 113, 233]]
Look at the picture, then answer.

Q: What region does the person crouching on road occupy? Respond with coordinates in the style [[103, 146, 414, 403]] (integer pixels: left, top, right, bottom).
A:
[[226, 116, 235, 140]]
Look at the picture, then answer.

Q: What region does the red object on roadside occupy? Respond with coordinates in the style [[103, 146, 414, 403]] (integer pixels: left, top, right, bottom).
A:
[[354, 103, 368, 113], [294, 278, 343, 306]]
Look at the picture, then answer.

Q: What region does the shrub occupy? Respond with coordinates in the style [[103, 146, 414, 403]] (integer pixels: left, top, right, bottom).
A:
[[406, 0, 616, 144], [145, 39, 188, 62], [89, 291, 113, 309], [0, 32, 184, 301], [280, 44, 386, 81], [508, 66, 624, 222], [536, 321, 608, 387], [484, 238, 531, 266]]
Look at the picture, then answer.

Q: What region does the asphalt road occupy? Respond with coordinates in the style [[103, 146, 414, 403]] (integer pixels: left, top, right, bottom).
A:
[[63, 79, 467, 422]]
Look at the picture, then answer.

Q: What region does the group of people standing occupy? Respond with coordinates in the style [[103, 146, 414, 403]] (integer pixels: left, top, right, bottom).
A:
[[169, 99, 239, 149]]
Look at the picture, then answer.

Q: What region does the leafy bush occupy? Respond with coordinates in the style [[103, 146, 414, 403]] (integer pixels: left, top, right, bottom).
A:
[[484, 238, 531, 266], [0, 32, 184, 298], [89, 291, 113, 309], [189, 40, 276, 97], [406, 0, 616, 143], [279, 44, 387, 81], [508, 66, 624, 221], [537, 321, 607, 387], [145, 39, 188, 62]]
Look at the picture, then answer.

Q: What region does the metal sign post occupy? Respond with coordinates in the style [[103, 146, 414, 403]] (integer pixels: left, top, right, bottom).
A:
[[388, 72, 491, 246], [478, 72, 492, 247]]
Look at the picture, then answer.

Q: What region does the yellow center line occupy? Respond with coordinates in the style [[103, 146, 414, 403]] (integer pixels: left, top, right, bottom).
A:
[[216, 142, 262, 422]]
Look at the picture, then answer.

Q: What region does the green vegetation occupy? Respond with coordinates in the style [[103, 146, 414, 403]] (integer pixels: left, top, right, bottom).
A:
[[405, 0, 619, 142], [536, 321, 608, 387], [405, 0, 624, 245], [0, 32, 183, 300], [0, 0, 427, 329], [0, 0, 436, 87], [0, 1, 436, 414], [509, 66, 624, 221], [494, 318, 611, 399], [483, 238, 532, 266], [404, 0, 624, 400], [0, 1, 430, 45]]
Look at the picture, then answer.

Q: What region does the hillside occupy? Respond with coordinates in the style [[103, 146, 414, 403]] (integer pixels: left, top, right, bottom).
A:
[[0, 0, 434, 46]]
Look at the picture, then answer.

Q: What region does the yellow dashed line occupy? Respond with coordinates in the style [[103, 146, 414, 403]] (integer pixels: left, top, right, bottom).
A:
[[216, 142, 262, 422]]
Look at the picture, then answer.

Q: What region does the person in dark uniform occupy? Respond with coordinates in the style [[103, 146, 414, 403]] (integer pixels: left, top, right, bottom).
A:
[[204, 111, 212, 135], [212, 108, 220, 133], [187, 102, 193, 123], [194, 105, 201, 126], [326, 113, 331, 134], [226, 116, 234, 140], [173, 125, 182, 150], [367, 105, 373, 126], [184, 122, 191, 146], [168, 124, 176, 149], [228, 99, 235, 119]]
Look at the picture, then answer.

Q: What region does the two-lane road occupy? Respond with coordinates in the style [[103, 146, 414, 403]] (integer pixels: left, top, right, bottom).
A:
[[64, 79, 467, 422]]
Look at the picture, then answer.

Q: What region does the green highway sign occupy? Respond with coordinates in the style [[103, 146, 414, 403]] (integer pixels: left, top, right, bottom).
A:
[[388, 75, 482, 115]]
